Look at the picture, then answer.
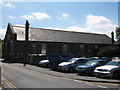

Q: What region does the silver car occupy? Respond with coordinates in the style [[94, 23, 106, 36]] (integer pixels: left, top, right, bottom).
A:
[[94, 60, 120, 79], [58, 58, 89, 72]]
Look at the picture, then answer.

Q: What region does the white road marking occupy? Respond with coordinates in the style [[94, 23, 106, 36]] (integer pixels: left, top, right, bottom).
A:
[[97, 85, 108, 88], [86, 82, 94, 86]]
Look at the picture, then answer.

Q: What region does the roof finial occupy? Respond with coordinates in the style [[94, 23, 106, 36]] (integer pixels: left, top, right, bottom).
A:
[[25, 20, 30, 26]]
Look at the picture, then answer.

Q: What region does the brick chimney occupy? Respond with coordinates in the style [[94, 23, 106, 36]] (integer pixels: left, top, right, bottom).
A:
[[25, 20, 30, 41], [111, 31, 114, 44]]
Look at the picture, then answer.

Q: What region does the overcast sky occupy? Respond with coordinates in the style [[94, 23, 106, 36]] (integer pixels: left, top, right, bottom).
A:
[[0, 1, 119, 39]]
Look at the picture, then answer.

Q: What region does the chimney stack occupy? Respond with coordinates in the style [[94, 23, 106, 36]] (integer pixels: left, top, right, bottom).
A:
[[25, 20, 30, 41], [111, 31, 114, 44]]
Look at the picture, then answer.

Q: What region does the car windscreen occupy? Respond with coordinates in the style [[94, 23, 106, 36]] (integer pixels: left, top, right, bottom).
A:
[[106, 61, 120, 66], [68, 58, 78, 63], [76, 59, 88, 64], [85, 60, 99, 66]]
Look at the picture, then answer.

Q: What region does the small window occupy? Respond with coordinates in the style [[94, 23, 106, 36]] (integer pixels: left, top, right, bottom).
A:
[[41, 43, 47, 54], [80, 44, 84, 49], [95, 45, 99, 49], [32, 43, 36, 47], [63, 44, 68, 54]]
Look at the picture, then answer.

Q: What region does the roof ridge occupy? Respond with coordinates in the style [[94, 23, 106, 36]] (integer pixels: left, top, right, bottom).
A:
[[13, 25, 107, 36]]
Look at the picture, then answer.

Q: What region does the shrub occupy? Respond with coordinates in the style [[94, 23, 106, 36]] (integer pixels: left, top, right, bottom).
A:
[[98, 46, 120, 57]]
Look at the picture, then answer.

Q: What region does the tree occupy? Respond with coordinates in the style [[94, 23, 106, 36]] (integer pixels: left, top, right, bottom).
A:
[[0, 38, 3, 58], [98, 46, 120, 57], [116, 27, 120, 44]]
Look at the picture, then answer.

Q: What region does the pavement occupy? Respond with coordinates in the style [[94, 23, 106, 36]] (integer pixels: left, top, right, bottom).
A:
[[8, 63, 120, 84]]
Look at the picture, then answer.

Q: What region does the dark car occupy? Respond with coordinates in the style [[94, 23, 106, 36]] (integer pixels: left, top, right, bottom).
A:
[[48, 54, 73, 70], [28, 54, 47, 65], [76, 60, 109, 75], [99, 57, 112, 61], [58, 58, 89, 72]]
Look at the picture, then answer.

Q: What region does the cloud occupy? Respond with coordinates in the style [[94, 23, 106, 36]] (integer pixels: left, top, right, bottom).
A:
[[46, 27, 65, 30], [85, 15, 117, 36], [58, 13, 69, 20], [62, 13, 69, 18], [32, 12, 50, 20], [21, 12, 50, 20], [47, 15, 116, 38], [15, 24, 24, 26], [8, 16, 16, 19], [21, 15, 34, 20], [3, 3, 15, 8], [66, 26, 89, 32], [86, 15, 111, 25], [0, 28, 6, 39]]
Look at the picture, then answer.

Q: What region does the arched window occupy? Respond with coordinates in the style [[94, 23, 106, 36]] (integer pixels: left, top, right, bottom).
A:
[[41, 43, 47, 55], [63, 44, 68, 54]]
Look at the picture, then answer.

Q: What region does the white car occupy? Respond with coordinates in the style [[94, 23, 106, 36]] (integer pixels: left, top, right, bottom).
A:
[[39, 60, 50, 67], [94, 60, 120, 79]]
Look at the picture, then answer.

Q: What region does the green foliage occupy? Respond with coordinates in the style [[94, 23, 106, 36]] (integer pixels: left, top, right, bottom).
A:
[[116, 27, 120, 43], [98, 46, 120, 57], [0, 39, 3, 58]]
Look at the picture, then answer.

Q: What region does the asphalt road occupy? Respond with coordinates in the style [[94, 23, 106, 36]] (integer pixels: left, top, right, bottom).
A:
[[1, 62, 120, 89]]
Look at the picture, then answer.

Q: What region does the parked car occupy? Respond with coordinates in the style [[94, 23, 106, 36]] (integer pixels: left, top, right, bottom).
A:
[[99, 57, 112, 61], [48, 54, 73, 70], [89, 57, 99, 60], [28, 54, 47, 65], [94, 60, 120, 79], [58, 58, 89, 72], [112, 57, 120, 60], [39, 60, 50, 67], [76, 60, 109, 75]]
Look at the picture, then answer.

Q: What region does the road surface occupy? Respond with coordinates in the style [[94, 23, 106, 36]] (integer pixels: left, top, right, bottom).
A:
[[1, 62, 119, 89]]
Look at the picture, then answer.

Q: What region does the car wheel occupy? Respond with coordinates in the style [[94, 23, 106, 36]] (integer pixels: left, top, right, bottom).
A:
[[46, 64, 49, 67], [96, 75, 101, 78], [68, 67, 74, 73], [113, 71, 120, 79], [47, 64, 50, 67]]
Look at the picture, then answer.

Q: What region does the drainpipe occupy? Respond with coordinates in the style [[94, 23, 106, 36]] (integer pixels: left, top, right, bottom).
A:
[[24, 20, 30, 66]]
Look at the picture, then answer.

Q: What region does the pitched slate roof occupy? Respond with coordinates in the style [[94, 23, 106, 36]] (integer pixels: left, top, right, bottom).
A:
[[12, 25, 112, 44]]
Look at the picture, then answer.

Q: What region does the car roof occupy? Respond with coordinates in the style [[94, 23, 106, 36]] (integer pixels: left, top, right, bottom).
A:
[[111, 60, 120, 62], [71, 58, 89, 60], [88, 59, 108, 62]]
